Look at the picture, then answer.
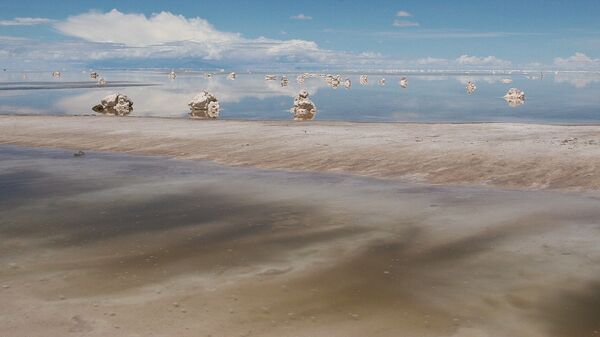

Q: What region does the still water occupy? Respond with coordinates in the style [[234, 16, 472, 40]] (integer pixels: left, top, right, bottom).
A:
[[1, 69, 600, 123]]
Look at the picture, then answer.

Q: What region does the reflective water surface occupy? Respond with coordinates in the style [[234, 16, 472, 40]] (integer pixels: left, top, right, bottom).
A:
[[1, 145, 600, 336], [1, 70, 600, 123]]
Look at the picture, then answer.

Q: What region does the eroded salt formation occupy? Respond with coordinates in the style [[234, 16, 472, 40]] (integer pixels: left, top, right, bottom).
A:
[[281, 76, 289, 87], [359, 75, 368, 85], [52, 71, 61, 78], [168, 70, 176, 79], [227, 72, 236, 80], [91, 93, 133, 116], [291, 90, 317, 121], [97, 77, 106, 86], [399, 77, 408, 88], [296, 74, 305, 84], [503, 88, 525, 107], [189, 90, 220, 119], [90, 72, 99, 79], [343, 78, 351, 89], [466, 81, 477, 94], [378, 78, 386, 86]]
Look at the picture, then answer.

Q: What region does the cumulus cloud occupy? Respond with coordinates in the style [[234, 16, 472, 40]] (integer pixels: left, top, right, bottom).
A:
[[392, 20, 419, 28], [396, 11, 412, 17], [290, 14, 312, 20], [0, 17, 55, 26], [456, 54, 511, 68], [50, 9, 332, 62], [554, 52, 600, 68]]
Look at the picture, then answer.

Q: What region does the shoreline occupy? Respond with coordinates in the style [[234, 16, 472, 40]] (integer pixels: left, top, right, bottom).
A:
[[2, 115, 600, 192]]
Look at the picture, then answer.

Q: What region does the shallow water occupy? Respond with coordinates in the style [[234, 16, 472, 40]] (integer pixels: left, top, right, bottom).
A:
[[1, 145, 599, 336], [1, 70, 600, 123]]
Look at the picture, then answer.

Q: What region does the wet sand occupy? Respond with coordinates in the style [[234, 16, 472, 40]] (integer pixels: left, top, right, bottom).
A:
[[1, 145, 600, 337], [1, 115, 600, 192]]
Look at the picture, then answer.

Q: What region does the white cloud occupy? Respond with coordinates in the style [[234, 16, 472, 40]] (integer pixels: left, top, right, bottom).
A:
[[392, 20, 419, 28], [455, 54, 511, 68], [417, 57, 449, 65], [290, 14, 312, 20], [50, 9, 332, 63], [396, 11, 412, 17], [553, 52, 600, 68], [0, 17, 55, 26]]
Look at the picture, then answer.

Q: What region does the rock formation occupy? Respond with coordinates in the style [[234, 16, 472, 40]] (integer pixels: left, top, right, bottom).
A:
[[168, 70, 176, 79], [503, 88, 525, 107], [359, 75, 368, 85], [466, 81, 476, 94], [90, 72, 99, 79], [52, 71, 61, 78], [97, 77, 106, 86], [91, 93, 133, 116], [281, 76, 289, 87], [291, 90, 317, 121], [227, 72, 236, 80], [189, 90, 220, 119]]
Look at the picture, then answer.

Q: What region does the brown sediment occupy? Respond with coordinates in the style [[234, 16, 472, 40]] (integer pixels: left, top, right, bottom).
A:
[[1, 115, 600, 192]]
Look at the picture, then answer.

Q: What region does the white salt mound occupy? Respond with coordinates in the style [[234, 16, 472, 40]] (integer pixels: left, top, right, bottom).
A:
[[399, 77, 408, 88], [466, 81, 476, 94], [189, 90, 220, 119], [92, 93, 133, 116], [503, 88, 526, 107], [291, 90, 317, 121]]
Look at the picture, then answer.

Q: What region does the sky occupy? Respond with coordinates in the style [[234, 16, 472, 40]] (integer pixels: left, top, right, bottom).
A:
[[1, 0, 599, 70]]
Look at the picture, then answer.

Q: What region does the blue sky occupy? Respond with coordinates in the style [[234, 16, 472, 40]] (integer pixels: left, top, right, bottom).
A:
[[1, 0, 599, 70]]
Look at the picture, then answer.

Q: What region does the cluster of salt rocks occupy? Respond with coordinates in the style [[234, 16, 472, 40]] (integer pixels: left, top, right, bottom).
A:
[[503, 88, 525, 107], [325, 74, 341, 89], [91, 93, 134, 116], [188, 90, 220, 119], [466, 81, 476, 94], [291, 90, 317, 121], [89, 71, 106, 86]]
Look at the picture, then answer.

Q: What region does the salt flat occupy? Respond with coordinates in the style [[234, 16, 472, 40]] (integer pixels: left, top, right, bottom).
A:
[[1, 146, 599, 337], [1, 115, 600, 191]]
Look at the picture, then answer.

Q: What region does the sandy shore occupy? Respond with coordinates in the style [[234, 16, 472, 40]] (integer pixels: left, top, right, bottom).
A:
[[2, 115, 600, 191]]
